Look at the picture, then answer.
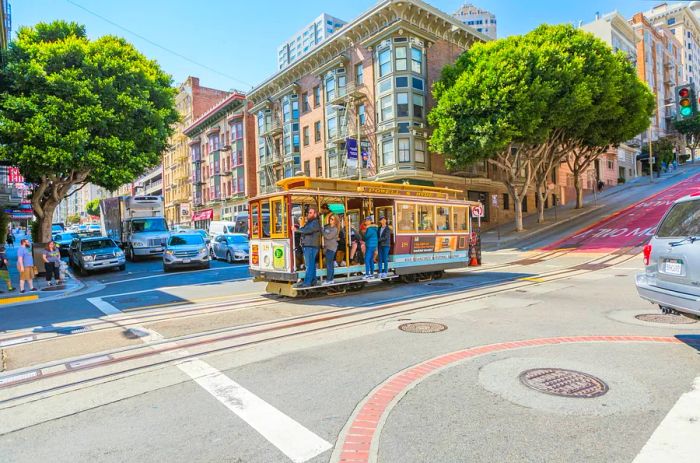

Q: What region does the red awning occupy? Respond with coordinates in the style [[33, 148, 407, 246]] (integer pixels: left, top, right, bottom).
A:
[[192, 208, 214, 221]]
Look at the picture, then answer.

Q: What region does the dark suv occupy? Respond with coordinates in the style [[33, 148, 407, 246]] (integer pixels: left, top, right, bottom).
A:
[[69, 237, 126, 275]]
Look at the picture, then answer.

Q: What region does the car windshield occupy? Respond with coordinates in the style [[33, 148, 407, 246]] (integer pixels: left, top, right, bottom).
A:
[[132, 218, 168, 232], [169, 235, 204, 246], [226, 235, 248, 245], [81, 239, 116, 251], [657, 201, 700, 238]]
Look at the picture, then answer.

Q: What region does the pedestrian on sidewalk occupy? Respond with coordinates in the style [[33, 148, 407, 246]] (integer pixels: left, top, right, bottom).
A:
[[42, 240, 62, 286], [377, 216, 392, 278], [362, 217, 378, 279], [0, 246, 15, 293], [6, 232, 14, 248], [322, 214, 339, 285], [17, 238, 37, 293], [297, 206, 321, 288]]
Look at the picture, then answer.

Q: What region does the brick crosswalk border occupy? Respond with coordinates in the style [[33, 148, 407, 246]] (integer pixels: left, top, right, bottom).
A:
[[331, 335, 700, 463]]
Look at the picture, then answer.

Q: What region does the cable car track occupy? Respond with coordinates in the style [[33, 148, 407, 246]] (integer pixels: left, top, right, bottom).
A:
[[0, 251, 638, 404]]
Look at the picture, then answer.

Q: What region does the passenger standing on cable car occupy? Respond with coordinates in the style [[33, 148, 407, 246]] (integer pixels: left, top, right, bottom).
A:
[[377, 216, 392, 278], [297, 207, 321, 287], [362, 217, 378, 279], [322, 214, 339, 285]]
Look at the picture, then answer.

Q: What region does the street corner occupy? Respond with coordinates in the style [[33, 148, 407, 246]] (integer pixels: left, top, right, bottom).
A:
[[332, 336, 699, 463]]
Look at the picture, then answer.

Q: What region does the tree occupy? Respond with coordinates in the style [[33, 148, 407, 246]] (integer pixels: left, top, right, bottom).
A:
[[673, 116, 700, 162], [641, 136, 676, 172], [85, 198, 100, 217], [0, 21, 178, 242], [430, 25, 635, 230], [66, 213, 80, 225]]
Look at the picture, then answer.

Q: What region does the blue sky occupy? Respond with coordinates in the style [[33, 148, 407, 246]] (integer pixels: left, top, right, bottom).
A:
[[14, 0, 657, 91]]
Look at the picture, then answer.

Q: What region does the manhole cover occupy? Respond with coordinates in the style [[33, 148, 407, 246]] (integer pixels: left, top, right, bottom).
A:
[[519, 368, 608, 398], [398, 322, 447, 333], [635, 314, 697, 324], [427, 282, 453, 287]]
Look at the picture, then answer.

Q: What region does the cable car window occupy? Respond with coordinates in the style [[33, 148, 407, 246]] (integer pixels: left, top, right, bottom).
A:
[[436, 206, 451, 231], [261, 202, 270, 238], [250, 203, 260, 238], [453, 206, 468, 231], [271, 198, 286, 238], [397, 203, 415, 232], [417, 205, 434, 232], [375, 206, 393, 227]]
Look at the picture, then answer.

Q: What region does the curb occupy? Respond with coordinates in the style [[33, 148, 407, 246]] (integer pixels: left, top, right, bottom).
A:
[[331, 335, 692, 463], [0, 270, 85, 309]]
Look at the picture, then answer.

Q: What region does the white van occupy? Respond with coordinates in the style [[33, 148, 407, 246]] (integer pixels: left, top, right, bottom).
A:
[[208, 221, 237, 238]]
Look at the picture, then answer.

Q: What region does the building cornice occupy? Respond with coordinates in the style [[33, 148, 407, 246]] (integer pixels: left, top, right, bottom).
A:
[[184, 93, 246, 136], [248, 0, 487, 104]]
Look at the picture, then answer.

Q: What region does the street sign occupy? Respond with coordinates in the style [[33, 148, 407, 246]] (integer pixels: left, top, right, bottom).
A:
[[491, 194, 498, 206], [472, 205, 484, 218]]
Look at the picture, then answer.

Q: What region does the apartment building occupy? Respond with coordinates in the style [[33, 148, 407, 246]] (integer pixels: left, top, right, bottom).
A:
[[163, 77, 230, 227], [644, 2, 700, 88], [453, 2, 497, 39], [277, 13, 347, 71], [183, 92, 256, 229], [117, 165, 163, 197], [54, 183, 112, 224], [0, 0, 11, 49], [249, 0, 544, 226]]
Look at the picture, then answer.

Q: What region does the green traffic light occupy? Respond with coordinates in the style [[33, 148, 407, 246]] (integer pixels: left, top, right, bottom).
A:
[[681, 106, 693, 117]]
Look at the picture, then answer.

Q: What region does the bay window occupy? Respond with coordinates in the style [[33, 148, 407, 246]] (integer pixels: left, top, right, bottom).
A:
[[381, 138, 394, 166], [395, 47, 407, 71], [411, 47, 422, 74], [415, 139, 426, 163], [379, 48, 391, 76], [413, 94, 424, 119], [397, 92, 409, 117], [398, 139, 410, 163], [380, 95, 393, 121]]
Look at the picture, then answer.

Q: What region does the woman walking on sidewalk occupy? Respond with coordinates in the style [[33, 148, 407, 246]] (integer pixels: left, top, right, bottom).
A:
[[6, 232, 14, 248], [17, 238, 37, 293], [0, 246, 15, 293], [42, 241, 62, 286]]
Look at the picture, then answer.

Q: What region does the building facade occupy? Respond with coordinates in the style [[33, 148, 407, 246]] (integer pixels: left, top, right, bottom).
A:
[[54, 183, 112, 224], [453, 2, 497, 40], [0, 0, 11, 49], [277, 13, 347, 71], [183, 92, 256, 230], [117, 165, 163, 197], [163, 77, 230, 227], [250, 0, 538, 226]]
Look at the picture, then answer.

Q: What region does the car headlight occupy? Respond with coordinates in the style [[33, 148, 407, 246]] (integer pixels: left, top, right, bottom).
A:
[[165, 250, 174, 255], [199, 248, 207, 255], [115, 250, 124, 257], [82, 255, 95, 262], [132, 242, 145, 248]]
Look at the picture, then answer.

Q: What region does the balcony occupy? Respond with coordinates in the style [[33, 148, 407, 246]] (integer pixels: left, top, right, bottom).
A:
[[328, 81, 365, 105], [326, 126, 349, 146], [262, 119, 282, 137]]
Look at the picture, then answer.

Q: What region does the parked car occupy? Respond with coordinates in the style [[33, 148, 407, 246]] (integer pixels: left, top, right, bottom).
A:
[[52, 232, 80, 257], [51, 223, 65, 234], [636, 193, 700, 319], [69, 237, 125, 275], [87, 224, 101, 233], [208, 220, 237, 238], [163, 232, 210, 272], [211, 233, 249, 263], [194, 228, 211, 249]]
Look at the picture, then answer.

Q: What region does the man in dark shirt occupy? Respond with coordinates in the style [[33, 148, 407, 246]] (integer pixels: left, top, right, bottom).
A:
[[297, 207, 321, 287]]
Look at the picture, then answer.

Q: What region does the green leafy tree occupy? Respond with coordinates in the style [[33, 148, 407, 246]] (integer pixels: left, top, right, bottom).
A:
[[673, 116, 700, 162], [66, 213, 80, 225], [641, 136, 676, 172], [0, 21, 178, 242], [85, 198, 100, 217]]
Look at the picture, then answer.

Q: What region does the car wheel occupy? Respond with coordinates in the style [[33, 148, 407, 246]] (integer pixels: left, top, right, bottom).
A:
[[227, 252, 234, 264], [163, 265, 171, 273], [210, 248, 216, 260], [118, 264, 126, 271]]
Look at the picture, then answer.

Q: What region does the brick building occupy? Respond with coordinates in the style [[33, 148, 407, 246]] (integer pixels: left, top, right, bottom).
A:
[[183, 92, 256, 230], [163, 77, 230, 227], [247, 0, 542, 226]]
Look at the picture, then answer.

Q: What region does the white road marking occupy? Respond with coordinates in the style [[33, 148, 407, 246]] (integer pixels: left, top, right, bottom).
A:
[[103, 266, 248, 285], [86, 297, 122, 315], [133, 326, 331, 463], [0, 335, 35, 347], [0, 370, 39, 386], [633, 376, 700, 463], [179, 359, 332, 463], [67, 355, 112, 369]]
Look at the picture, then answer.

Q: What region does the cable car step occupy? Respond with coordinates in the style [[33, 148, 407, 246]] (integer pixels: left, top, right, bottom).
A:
[[294, 274, 398, 290]]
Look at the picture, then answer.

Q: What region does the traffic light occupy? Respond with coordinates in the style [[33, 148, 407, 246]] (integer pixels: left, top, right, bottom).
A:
[[675, 84, 695, 119]]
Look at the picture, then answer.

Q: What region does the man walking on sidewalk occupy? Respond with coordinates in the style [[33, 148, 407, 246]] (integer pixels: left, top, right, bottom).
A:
[[0, 246, 15, 293], [17, 238, 37, 293]]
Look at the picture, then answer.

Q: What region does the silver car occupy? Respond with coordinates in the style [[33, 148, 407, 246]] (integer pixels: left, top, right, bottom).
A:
[[636, 194, 700, 319], [163, 233, 210, 272], [211, 233, 249, 263]]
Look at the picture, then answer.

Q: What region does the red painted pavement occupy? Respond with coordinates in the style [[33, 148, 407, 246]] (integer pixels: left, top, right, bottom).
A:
[[333, 335, 689, 463], [543, 173, 700, 252]]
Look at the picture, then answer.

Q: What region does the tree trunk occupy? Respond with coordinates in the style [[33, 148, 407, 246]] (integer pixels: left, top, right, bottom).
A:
[[574, 173, 584, 209], [536, 185, 546, 224], [36, 201, 59, 243], [513, 194, 523, 232]]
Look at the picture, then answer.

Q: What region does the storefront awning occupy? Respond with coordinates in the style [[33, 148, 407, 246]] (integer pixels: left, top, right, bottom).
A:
[[192, 208, 214, 221]]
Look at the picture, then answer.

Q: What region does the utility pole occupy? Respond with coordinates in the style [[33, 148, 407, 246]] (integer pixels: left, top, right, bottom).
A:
[[648, 125, 654, 184], [357, 100, 362, 182]]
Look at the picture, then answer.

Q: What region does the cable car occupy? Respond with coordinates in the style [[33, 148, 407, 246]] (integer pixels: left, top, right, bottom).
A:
[[248, 177, 481, 297]]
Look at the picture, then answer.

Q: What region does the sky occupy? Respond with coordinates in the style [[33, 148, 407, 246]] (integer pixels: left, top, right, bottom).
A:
[[13, 0, 664, 92]]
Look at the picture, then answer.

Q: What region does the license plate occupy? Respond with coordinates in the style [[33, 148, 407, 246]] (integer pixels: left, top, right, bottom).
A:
[[182, 259, 191, 263], [665, 260, 682, 275]]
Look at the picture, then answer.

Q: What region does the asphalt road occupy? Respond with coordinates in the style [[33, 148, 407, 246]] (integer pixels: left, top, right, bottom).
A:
[[1, 171, 699, 462]]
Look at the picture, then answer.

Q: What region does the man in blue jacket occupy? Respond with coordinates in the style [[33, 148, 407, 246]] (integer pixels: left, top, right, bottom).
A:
[[297, 207, 321, 287], [362, 216, 378, 279]]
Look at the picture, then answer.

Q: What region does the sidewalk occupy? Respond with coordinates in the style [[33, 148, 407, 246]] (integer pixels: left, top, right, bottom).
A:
[[0, 237, 83, 305], [480, 165, 693, 251]]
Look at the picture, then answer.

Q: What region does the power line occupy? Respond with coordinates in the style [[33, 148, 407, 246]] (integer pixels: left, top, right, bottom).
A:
[[63, 0, 254, 89]]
